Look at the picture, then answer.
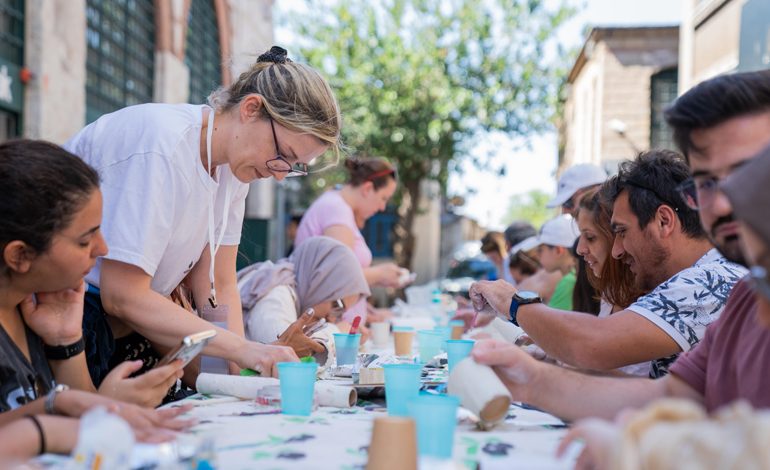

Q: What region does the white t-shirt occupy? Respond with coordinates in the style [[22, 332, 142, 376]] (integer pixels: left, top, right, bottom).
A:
[[627, 248, 747, 378], [65, 103, 249, 296]]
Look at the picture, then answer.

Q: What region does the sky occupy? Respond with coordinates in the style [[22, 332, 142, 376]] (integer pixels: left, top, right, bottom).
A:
[[275, 0, 683, 229], [448, 0, 683, 229]]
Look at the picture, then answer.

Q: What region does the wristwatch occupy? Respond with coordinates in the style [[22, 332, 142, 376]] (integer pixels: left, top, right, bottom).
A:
[[44, 384, 70, 415], [43, 337, 85, 360], [508, 291, 542, 326]]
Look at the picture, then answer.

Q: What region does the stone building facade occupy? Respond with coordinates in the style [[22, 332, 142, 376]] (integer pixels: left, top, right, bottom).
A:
[[560, 26, 679, 172], [679, 0, 770, 93]]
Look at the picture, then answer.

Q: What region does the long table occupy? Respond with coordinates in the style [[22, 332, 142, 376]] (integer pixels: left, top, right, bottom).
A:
[[153, 392, 574, 470]]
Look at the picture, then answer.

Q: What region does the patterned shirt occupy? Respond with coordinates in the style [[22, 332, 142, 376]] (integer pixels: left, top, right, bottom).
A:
[[627, 248, 747, 378]]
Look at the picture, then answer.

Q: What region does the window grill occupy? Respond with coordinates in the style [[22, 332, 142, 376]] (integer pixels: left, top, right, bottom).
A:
[[0, 0, 24, 64], [86, 0, 155, 123], [650, 68, 678, 151], [186, 0, 222, 104]]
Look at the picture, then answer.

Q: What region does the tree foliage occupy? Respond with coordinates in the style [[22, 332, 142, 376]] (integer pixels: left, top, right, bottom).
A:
[[503, 189, 555, 229], [289, 0, 574, 268]]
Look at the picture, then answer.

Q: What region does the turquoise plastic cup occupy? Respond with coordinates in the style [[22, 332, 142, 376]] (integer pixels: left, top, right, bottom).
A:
[[333, 333, 361, 365], [417, 330, 444, 363], [408, 394, 460, 459], [444, 339, 475, 372], [277, 362, 317, 416], [382, 363, 423, 416], [433, 325, 452, 344]]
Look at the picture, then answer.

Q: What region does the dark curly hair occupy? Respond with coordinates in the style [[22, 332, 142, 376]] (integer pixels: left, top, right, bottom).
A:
[[0, 139, 100, 273], [602, 150, 706, 239]]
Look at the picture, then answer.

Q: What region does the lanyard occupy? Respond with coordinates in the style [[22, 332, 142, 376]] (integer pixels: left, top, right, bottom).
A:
[[205, 108, 233, 308]]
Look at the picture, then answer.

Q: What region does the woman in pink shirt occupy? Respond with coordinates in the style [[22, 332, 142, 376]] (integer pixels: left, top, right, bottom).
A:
[[295, 158, 402, 324]]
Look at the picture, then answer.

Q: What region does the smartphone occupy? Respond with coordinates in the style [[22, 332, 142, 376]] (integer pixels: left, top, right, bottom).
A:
[[156, 330, 217, 368]]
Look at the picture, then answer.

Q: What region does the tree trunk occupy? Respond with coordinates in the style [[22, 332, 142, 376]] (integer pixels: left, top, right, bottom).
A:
[[392, 177, 422, 271]]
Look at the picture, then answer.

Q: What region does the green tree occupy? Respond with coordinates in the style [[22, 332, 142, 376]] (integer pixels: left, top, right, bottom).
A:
[[290, 0, 574, 269], [503, 189, 555, 229]]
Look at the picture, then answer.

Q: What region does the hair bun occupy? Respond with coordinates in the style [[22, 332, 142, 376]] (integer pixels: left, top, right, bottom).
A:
[[257, 46, 291, 64]]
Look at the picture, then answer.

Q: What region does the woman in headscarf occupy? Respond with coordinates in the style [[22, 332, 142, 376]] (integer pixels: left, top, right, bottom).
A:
[[238, 237, 370, 366]]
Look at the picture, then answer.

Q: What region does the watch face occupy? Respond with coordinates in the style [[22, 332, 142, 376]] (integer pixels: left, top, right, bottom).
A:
[[517, 291, 540, 301]]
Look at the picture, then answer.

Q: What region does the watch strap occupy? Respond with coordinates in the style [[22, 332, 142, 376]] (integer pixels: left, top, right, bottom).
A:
[[508, 296, 521, 327], [43, 337, 85, 360]]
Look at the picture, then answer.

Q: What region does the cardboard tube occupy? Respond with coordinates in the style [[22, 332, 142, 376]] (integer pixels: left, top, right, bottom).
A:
[[448, 358, 511, 430], [196, 373, 279, 399], [196, 373, 357, 408], [315, 382, 358, 408]]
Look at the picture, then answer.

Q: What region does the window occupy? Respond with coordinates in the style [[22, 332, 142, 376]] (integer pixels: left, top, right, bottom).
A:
[[0, 0, 23, 140], [0, 0, 23, 64], [363, 209, 397, 258], [186, 0, 222, 104], [86, 0, 155, 123], [650, 68, 678, 151]]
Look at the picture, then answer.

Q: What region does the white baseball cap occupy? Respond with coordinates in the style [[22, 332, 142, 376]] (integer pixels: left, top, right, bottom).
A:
[[510, 236, 539, 255], [537, 215, 579, 248], [547, 164, 608, 208]]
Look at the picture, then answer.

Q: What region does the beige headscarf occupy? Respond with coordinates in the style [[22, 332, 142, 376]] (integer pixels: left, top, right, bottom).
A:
[[237, 236, 370, 314]]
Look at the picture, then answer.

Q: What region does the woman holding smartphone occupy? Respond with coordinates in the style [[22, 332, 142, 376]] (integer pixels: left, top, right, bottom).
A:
[[0, 140, 193, 458], [64, 46, 342, 383], [239, 237, 370, 366]]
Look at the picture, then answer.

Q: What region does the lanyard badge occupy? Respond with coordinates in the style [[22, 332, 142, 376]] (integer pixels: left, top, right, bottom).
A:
[[204, 108, 233, 309]]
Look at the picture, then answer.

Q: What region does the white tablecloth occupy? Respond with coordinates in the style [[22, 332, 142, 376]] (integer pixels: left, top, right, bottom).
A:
[[158, 393, 574, 470]]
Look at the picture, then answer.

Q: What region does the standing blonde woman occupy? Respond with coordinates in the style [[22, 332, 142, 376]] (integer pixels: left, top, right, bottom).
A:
[[65, 46, 342, 384]]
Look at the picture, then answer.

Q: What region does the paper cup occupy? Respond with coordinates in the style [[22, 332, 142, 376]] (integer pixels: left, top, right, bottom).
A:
[[366, 417, 417, 470], [369, 322, 390, 348], [393, 327, 415, 357], [448, 357, 511, 429], [449, 320, 465, 340]]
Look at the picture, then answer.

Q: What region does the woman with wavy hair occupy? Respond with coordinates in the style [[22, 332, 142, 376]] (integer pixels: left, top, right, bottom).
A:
[[575, 187, 648, 375]]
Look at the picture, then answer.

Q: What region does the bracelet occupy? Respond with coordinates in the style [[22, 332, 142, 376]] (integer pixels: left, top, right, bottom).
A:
[[43, 337, 85, 360], [44, 384, 69, 415], [27, 415, 46, 455]]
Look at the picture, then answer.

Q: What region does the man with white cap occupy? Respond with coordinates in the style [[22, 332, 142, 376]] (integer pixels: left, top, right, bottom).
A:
[[469, 151, 745, 377], [547, 163, 607, 215], [535, 215, 579, 310]]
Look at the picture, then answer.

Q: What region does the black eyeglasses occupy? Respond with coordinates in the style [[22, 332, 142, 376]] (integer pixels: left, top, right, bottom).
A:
[[675, 178, 712, 211], [265, 118, 308, 177]]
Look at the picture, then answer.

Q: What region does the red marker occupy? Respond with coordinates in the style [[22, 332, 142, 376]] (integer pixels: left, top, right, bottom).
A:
[[349, 315, 362, 335]]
